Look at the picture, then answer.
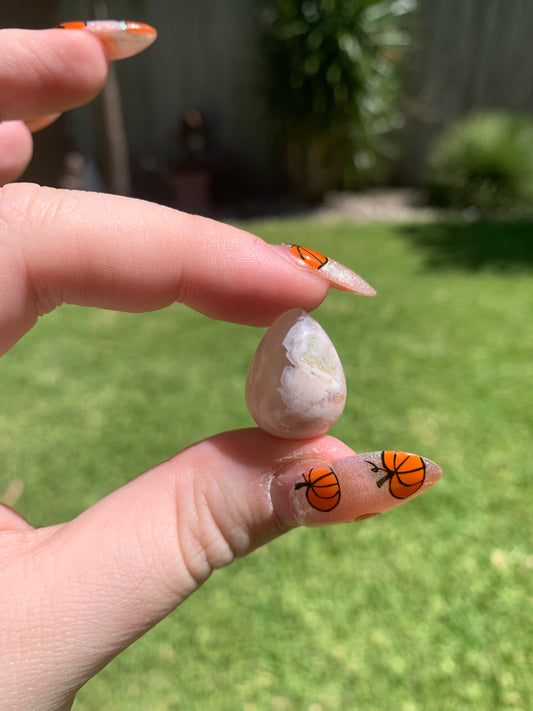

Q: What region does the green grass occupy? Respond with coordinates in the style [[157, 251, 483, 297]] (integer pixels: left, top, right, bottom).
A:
[[1, 218, 532, 710]]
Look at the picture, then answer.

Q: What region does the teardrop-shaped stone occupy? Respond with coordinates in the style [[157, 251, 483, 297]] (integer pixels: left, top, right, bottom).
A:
[[246, 308, 346, 439]]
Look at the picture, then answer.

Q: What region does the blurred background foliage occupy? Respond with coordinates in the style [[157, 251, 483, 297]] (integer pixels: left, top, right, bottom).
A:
[[259, 0, 415, 199], [427, 111, 533, 219], [3, 0, 533, 212]]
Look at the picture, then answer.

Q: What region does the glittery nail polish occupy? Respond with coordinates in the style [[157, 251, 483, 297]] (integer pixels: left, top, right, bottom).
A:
[[271, 243, 376, 296], [271, 450, 441, 527], [57, 20, 157, 61]]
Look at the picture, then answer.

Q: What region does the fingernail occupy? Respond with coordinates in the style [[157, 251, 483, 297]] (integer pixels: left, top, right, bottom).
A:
[[57, 21, 157, 61], [25, 113, 61, 132], [271, 243, 376, 296], [271, 450, 441, 527]]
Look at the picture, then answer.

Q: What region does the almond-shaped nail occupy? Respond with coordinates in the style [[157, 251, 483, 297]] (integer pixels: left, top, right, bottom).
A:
[[271, 450, 441, 527], [272, 243, 376, 296], [57, 21, 157, 61]]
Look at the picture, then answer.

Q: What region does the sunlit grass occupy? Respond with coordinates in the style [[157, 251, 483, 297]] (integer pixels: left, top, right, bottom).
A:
[[1, 218, 531, 710]]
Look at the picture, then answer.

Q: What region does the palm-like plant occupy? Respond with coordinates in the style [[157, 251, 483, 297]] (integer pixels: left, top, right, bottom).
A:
[[260, 0, 415, 199]]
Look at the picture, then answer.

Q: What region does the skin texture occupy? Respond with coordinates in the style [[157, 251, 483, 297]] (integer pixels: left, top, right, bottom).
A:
[[0, 28, 108, 185], [0, 26, 440, 711], [0, 27, 346, 711]]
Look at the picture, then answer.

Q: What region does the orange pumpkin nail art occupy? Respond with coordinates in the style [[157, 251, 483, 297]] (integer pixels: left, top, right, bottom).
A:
[[271, 451, 441, 527], [366, 451, 426, 499], [272, 243, 376, 296], [58, 21, 87, 30], [289, 245, 329, 270], [355, 512, 380, 521], [294, 467, 341, 512]]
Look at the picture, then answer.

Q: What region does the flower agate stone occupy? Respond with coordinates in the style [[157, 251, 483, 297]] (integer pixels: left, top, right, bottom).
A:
[[246, 309, 346, 439]]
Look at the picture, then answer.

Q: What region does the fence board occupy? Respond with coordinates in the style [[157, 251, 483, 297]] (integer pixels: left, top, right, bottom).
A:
[[59, 0, 271, 199], [399, 0, 533, 184], [6, 1, 533, 195]]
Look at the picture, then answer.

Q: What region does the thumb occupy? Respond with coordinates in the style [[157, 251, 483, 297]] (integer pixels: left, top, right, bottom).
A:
[[1, 430, 441, 710]]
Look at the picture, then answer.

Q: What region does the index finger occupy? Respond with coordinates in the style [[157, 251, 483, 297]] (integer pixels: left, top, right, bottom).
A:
[[0, 183, 334, 355], [0, 28, 109, 121]]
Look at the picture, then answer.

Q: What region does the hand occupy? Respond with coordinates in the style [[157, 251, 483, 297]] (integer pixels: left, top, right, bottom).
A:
[[0, 26, 441, 711]]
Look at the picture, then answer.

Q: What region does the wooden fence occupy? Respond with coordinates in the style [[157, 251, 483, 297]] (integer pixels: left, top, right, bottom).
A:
[[398, 0, 533, 184], [59, 0, 273, 200], [3, 0, 533, 193]]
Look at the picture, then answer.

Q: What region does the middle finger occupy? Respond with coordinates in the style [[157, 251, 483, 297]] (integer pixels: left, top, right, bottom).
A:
[[0, 28, 108, 121]]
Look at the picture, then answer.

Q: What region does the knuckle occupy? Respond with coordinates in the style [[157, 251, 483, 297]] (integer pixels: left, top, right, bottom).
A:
[[0, 182, 57, 237], [174, 477, 238, 590], [0, 183, 63, 317], [162, 455, 255, 597]]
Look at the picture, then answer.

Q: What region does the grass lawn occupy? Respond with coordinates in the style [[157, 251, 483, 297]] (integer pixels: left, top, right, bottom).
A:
[[1, 217, 532, 710]]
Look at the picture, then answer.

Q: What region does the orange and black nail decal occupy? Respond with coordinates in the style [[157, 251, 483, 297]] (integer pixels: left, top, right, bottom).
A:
[[367, 451, 426, 499], [294, 467, 341, 511], [290, 245, 329, 271], [355, 512, 380, 521], [57, 21, 88, 29], [55, 20, 157, 61]]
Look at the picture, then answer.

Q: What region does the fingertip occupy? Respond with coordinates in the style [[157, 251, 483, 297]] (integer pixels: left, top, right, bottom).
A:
[[0, 503, 34, 531], [0, 28, 109, 121], [0, 121, 33, 185], [42, 27, 110, 105]]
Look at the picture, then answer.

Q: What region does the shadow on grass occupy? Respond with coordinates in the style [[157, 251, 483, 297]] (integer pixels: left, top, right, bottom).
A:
[[399, 220, 533, 272]]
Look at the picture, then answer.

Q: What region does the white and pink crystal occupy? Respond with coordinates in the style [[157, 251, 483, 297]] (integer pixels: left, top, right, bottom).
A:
[[246, 309, 346, 439]]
